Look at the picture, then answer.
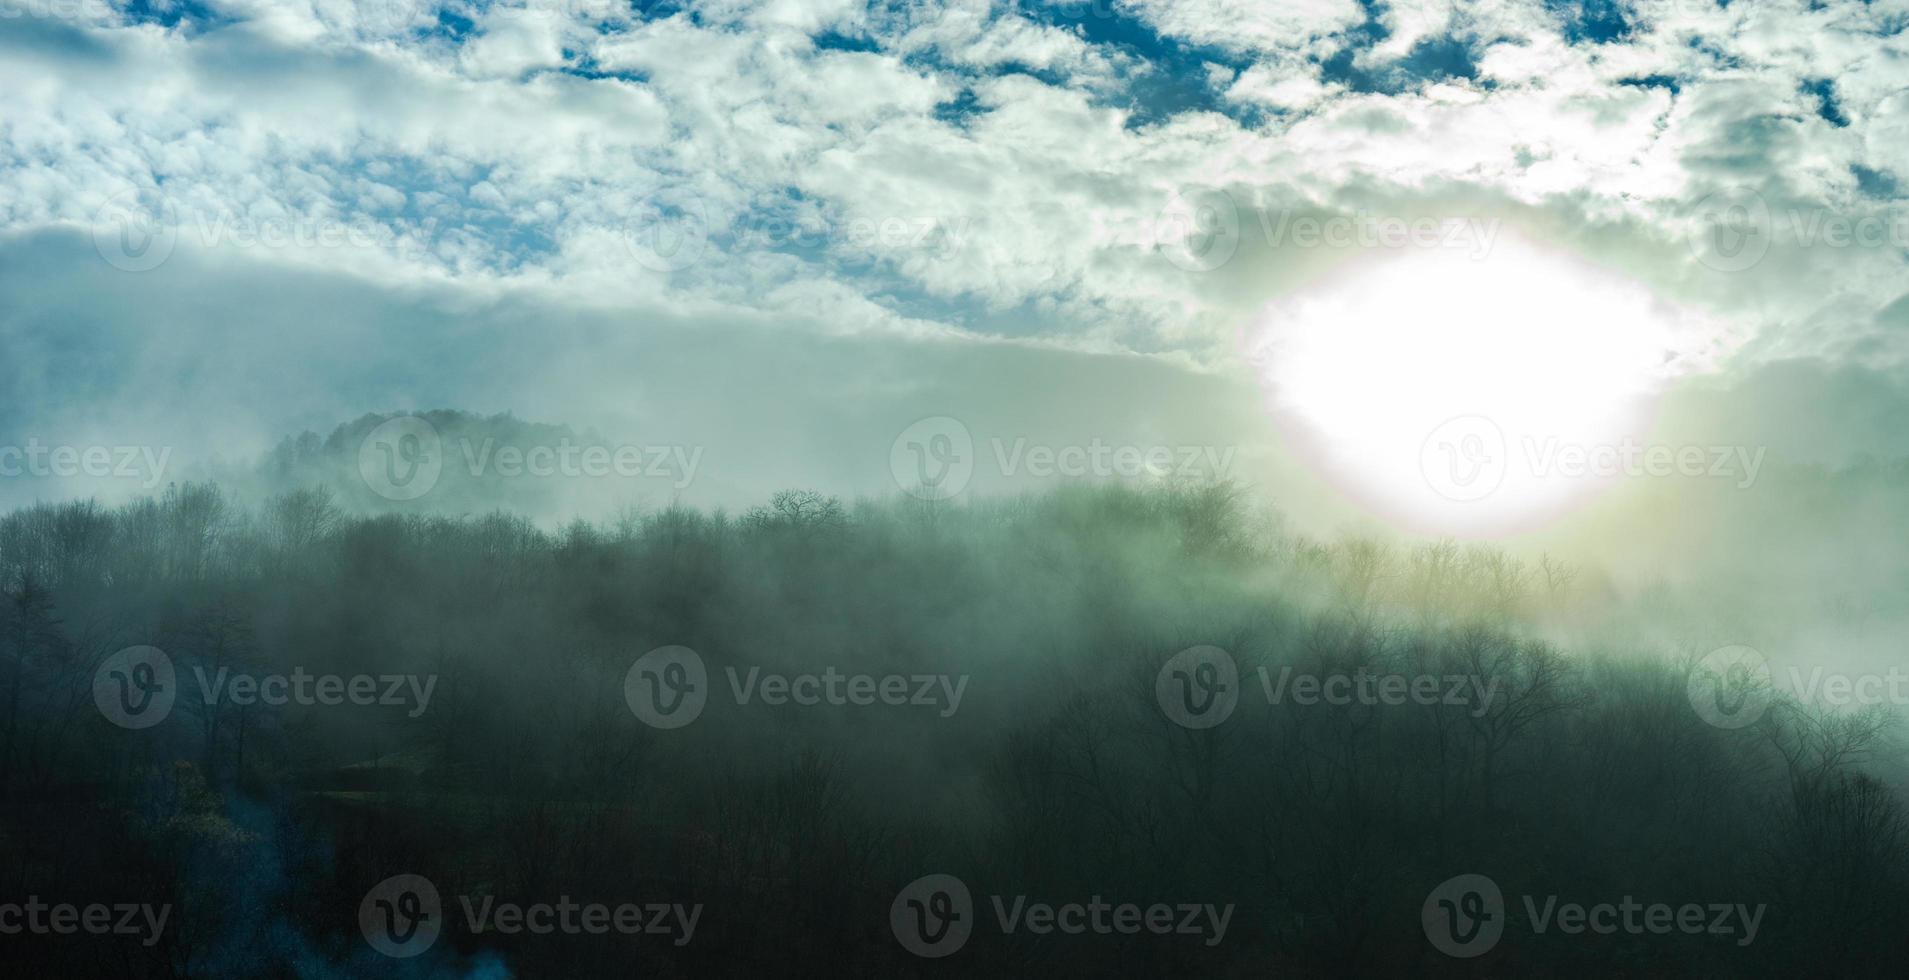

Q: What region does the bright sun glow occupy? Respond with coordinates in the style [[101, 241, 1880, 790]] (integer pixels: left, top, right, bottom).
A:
[[1250, 234, 1721, 534]]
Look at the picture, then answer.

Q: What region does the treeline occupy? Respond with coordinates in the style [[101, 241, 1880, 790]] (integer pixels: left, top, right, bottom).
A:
[[0, 481, 1903, 977]]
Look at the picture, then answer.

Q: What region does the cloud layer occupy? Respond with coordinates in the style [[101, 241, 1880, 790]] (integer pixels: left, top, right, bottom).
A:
[[2, 1, 1902, 354], [4, 1, 1909, 524]]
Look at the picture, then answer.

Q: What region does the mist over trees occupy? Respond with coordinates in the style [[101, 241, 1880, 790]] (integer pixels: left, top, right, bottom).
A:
[[1, 458, 1906, 976]]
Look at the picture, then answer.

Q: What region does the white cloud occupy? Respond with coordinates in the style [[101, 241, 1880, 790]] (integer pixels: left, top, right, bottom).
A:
[[1116, 0, 1367, 55], [1225, 64, 1338, 111], [0, 0, 1904, 375]]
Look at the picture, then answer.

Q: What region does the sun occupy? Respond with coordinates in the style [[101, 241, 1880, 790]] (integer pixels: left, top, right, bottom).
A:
[[1248, 233, 1713, 534]]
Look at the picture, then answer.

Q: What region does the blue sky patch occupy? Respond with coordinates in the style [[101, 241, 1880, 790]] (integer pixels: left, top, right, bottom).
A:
[[1619, 74, 1681, 94], [1548, 0, 1634, 45], [1853, 164, 1899, 198], [1011, 0, 1251, 127], [117, 0, 234, 33], [1803, 78, 1849, 127]]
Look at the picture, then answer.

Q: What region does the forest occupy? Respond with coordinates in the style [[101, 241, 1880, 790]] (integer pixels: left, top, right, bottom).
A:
[[1, 456, 1905, 976]]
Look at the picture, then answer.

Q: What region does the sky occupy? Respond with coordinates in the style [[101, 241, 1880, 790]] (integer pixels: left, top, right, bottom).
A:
[[2, 0, 1908, 533]]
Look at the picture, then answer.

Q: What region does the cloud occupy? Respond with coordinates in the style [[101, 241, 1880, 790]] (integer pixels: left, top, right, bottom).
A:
[[0, 224, 1285, 515], [3, 0, 1909, 507], [1116, 0, 1367, 56]]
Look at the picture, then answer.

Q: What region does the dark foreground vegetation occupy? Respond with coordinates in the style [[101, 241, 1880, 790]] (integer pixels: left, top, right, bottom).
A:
[[0, 481, 1904, 977]]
